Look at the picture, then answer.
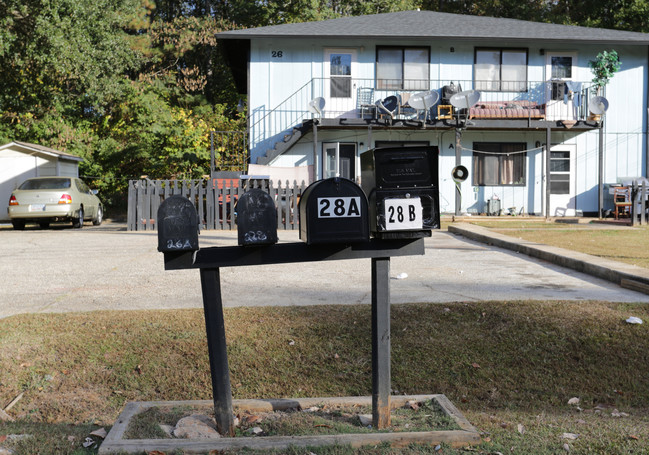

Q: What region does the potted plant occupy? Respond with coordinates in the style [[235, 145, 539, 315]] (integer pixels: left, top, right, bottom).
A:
[[588, 50, 620, 120]]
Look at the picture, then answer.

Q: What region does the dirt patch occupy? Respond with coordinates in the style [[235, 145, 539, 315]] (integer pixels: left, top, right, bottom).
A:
[[124, 398, 460, 439]]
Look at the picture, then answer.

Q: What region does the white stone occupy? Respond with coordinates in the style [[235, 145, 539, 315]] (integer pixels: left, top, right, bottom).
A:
[[173, 414, 221, 439], [358, 414, 373, 426]]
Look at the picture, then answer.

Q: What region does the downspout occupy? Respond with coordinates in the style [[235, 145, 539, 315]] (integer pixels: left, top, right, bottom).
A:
[[455, 128, 462, 215], [646, 45, 649, 179], [598, 122, 604, 218], [545, 127, 551, 218]]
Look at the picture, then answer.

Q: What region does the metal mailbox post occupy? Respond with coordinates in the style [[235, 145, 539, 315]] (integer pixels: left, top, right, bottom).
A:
[[158, 192, 425, 435]]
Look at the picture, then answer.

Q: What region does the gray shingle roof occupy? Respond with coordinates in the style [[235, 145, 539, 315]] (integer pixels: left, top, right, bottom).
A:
[[2, 141, 84, 161], [217, 9, 649, 45]]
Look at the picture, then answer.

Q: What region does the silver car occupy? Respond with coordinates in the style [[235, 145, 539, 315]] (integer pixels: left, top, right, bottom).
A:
[[7, 177, 103, 230]]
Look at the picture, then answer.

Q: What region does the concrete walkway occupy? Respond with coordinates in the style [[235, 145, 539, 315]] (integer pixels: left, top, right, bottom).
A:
[[2, 222, 649, 319], [449, 223, 649, 295]]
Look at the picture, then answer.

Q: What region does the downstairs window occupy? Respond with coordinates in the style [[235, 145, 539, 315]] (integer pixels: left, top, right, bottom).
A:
[[472, 142, 526, 186]]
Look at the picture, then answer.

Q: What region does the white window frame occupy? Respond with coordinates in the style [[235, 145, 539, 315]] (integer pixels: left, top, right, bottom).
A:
[[475, 48, 528, 92]]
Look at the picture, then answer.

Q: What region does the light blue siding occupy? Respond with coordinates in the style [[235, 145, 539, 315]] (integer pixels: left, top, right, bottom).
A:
[[246, 36, 648, 215]]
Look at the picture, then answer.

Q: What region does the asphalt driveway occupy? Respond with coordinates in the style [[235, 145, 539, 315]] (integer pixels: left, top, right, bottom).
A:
[[1, 222, 649, 319]]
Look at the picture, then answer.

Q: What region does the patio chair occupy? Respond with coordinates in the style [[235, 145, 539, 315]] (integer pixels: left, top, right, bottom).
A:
[[357, 87, 375, 119], [613, 186, 632, 220]]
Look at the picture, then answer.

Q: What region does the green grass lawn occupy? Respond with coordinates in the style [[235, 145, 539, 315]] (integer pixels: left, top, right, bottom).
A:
[[1, 301, 648, 454], [455, 218, 649, 269]]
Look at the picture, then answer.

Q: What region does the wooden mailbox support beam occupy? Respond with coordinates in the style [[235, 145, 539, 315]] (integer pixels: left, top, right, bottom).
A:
[[163, 238, 424, 434]]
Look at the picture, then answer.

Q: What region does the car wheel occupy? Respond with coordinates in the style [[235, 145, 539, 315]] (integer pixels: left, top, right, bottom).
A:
[[39, 221, 50, 229], [11, 220, 25, 230], [92, 205, 103, 226], [73, 207, 84, 228]]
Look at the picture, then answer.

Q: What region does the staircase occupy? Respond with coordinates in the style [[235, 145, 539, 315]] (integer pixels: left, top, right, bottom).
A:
[[256, 121, 313, 165]]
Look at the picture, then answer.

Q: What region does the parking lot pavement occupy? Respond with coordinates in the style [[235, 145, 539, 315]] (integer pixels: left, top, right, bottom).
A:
[[1, 222, 649, 319]]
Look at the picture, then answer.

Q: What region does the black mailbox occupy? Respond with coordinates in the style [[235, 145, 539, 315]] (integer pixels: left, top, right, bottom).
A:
[[236, 189, 278, 246], [360, 146, 440, 239], [298, 177, 369, 245], [157, 195, 200, 253]]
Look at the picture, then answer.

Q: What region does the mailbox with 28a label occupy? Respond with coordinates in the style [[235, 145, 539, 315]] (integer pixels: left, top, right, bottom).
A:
[[361, 146, 440, 239], [298, 177, 369, 245]]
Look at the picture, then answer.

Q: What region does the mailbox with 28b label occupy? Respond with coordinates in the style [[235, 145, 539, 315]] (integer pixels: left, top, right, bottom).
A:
[[361, 146, 440, 239], [298, 177, 370, 245]]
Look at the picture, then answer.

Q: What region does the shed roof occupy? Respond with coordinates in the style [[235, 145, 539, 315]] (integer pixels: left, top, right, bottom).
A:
[[217, 9, 649, 45], [0, 141, 83, 162]]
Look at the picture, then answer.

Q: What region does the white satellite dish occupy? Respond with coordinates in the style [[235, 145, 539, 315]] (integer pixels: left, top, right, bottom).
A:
[[589, 96, 609, 115], [308, 97, 325, 117], [408, 91, 440, 124], [409, 91, 440, 110], [450, 90, 481, 109]]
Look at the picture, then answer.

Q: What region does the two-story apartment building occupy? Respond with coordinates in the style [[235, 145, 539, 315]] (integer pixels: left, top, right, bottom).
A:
[[217, 9, 649, 216]]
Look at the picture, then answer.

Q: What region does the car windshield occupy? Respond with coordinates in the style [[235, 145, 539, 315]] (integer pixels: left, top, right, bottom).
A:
[[19, 178, 72, 190]]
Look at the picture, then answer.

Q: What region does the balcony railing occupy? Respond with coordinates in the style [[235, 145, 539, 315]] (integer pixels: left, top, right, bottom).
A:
[[249, 78, 599, 152]]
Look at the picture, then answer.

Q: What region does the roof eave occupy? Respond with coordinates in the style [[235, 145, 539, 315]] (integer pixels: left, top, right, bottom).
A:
[[217, 33, 649, 46]]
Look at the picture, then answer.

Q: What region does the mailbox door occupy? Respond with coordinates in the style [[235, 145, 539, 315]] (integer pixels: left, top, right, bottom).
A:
[[361, 146, 438, 191], [236, 189, 278, 246], [157, 195, 200, 252], [299, 178, 369, 244], [370, 188, 439, 239]]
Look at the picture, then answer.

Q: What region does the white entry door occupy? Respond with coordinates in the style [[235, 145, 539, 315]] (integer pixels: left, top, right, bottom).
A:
[[548, 145, 576, 216], [323, 142, 356, 180], [324, 49, 357, 118], [546, 52, 578, 121]]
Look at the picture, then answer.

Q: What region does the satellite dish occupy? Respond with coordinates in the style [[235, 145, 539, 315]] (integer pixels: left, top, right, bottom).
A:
[[450, 90, 481, 109], [589, 96, 609, 115], [409, 91, 440, 110], [376, 95, 399, 120], [308, 97, 325, 116], [452, 165, 469, 183], [408, 91, 440, 124]]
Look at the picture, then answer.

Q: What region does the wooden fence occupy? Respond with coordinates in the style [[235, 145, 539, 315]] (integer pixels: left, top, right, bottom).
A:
[[127, 179, 307, 231]]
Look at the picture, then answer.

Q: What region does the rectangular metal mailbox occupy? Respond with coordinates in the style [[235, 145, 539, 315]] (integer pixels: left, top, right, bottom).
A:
[[298, 177, 370, 244], [361, 146, 440, 239]]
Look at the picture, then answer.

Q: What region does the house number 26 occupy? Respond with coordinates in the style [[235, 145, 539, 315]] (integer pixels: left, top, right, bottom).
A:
[[271, 50, 283, 58]]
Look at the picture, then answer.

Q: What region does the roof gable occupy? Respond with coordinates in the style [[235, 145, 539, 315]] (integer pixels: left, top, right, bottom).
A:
[[0, 141, 83, 162], [217, 9, 649, 45]]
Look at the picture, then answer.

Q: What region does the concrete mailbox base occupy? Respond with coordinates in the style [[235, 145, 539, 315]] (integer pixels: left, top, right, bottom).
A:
[[99, 395, 480, 454]]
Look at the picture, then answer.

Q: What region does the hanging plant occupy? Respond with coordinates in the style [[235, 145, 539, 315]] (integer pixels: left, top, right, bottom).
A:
[[589, 50, 621, 92]]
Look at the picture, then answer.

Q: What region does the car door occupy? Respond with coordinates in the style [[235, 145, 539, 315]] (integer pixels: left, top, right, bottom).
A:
[[75, 179, 96, 218]]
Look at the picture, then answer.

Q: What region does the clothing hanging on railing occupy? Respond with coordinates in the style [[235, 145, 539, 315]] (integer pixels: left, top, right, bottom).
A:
[[564, 81, 583, 106]]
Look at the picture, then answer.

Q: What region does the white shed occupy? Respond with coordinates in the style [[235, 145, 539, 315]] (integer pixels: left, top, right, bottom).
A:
[[1, 141, 83, 221]]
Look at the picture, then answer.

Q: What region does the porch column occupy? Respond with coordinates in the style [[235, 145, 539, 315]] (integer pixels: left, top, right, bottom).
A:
[[545, 127, 551, 219], [312, 121, 318, 181], [598, 122, 604, 219], [455, 129, 462, 216]]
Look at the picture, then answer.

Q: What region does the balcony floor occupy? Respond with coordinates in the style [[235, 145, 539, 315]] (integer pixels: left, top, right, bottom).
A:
[[319, 117, 600, 131]]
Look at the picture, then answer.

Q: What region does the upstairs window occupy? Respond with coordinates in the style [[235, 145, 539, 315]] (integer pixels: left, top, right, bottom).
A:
[[329, 52, 352, 98], [475, 48, 527, 92], [472, 142, 526, 186], [377, 46, 429, 91]]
